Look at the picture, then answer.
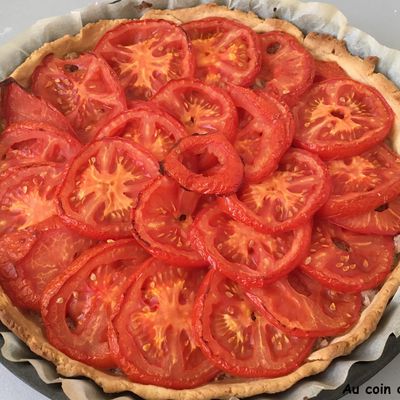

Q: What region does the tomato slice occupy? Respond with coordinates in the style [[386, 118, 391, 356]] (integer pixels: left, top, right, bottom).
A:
[[32, 53, 127, 143], [0, 122, 81, 171], [41, 239, 149, 369], [253, 31, 315, 106], [300, 220, 394, 293], [2, 81, 75, 134], [292, 79, 394, 160], [152, 78, 238, 142], [94, 19, 194, 101], [133, 176, 205, 268], [110, 257, 218, 388], [221, 149, 330, 233], [58, 138, 160, 239], [226, 85, 289, 183], [182, 17, 261, 86], [95, 103, 187, 161], [190, 206, 312, 287], [193, 269, 314, 377], [0, 217, 93, 311], [247, 269, 361, 337], [331, 196, 400, 235], [164, 133, 243, 195], [0, 164, 63, 234], [313, 60, 348, 83], [319, 144, 400, 218]]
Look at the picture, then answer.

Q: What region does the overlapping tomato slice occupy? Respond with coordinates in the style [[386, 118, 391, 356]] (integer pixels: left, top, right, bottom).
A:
[[221, 149, 330, 233], [313, 60, 348, 83], [58, 138, 160, 239], [253, 31, 315, 105], [182, 17, 261, 86], [32, 53, 127, 143], [293, 79, 394, 160], [0, 217, 93, 311], [247, 269, 361, 337], [319, 144, 400, 218], [95, 103, 187, 160], [41, 239, 149, 369], [133, 176, 205, 267], [193, 269, 314, 377], [152, 78, 238, 141], [190, 206, 312, 287], [94, 20, 194, 101], [300, 220, 394, 292], [110, 258, 218, 388], [0, 122, 81, 171]]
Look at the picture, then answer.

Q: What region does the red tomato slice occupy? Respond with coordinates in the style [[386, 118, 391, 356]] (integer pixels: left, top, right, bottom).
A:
[[0, 217, 93, 311], [247, 269, 361, 337], [226, 85, 289, 183], [254, 31, 315, 106], [300, 220, 394, 292], [95, 104, 187, 161], [182, 17, 261, 86], [221, 149, 330, 233], [133, 176, 206, 268], [0, 122, 81, 171], [193, 269, 315, 377], [313, 60, 348, 83], [32, 53, 127, 143], [331, 197, 400, 235], [110, 258, 218, 388], [2, 81, 75, 134], [0, 164, 63, 234], [319, 144, 400, 218], [190, 206, 312, 287], [292, 79, 394, 160], [58, 138, 160, 239], [164, 133, 243, 195], [94, 19, 194, 101], [152, 78, 238, 142], [41, 239, 149, 369]]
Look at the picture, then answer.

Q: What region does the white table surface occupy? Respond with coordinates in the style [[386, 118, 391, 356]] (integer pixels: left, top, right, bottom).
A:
[[0, 1, 400, 399]]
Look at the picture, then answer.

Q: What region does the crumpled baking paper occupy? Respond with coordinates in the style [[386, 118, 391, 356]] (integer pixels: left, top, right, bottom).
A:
[[1, 0, 400, 399]]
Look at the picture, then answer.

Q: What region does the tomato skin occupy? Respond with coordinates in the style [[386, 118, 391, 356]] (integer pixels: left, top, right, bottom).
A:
[[313, 60, 348, 83], [190, 205, 312, 287], [152, 78, 238, 142], [247, 269, 361, 337], [164, 133, 244, 195], [94, 19, 194, 101], [110, 258, 218, 388], [95, 103, 187, 160], [182, 17, 261, 87], [330, 196, 400, 235], [32, 53, 127, 143], [254, 31, 315, 106], [0, 121, 81, 171], [193, 269, 315, 377], [58, 137, 160, 240], [300, 220, 394, 293], [41, 239, 149, 370], [226, 85, 289, 183], [220, 149, 331, 233], [319, 144, 400, 219], [292, 79, 395, 160]]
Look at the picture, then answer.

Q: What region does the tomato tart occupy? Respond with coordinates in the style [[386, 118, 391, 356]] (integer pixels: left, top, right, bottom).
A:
[[0, 3, 400, 400]]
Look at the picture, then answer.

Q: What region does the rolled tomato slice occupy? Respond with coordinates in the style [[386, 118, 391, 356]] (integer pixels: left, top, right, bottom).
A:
[[110, 257, 218, 389], [193, 269, 315, 377], [58, 138, 160, 239], [190, 205, 312, 287]]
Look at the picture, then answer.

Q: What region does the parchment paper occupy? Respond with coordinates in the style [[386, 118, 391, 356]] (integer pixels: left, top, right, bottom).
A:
[[1, 1, 400, 399]]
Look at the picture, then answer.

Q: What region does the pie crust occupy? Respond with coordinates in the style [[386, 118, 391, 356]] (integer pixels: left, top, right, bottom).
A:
[[1, 4, 400, 400]]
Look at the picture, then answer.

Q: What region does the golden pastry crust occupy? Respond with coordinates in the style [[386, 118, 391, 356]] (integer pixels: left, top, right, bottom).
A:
[[1, 3, 400, 400]]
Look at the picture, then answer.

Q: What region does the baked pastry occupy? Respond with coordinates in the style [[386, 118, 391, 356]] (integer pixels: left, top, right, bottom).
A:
[[0, 3, 400, 400]]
